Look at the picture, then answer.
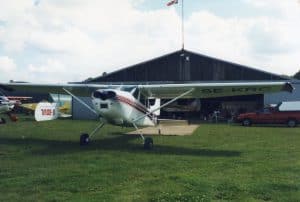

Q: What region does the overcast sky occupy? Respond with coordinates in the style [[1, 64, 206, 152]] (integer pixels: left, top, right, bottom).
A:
[[0, 0, 300, 83]]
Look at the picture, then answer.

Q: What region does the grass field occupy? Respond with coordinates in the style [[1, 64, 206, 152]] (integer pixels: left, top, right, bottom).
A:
[[0, 117, 299, 201]]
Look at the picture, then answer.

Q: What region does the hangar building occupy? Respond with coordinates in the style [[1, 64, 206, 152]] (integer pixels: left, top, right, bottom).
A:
[[72, 49, 300, 120]]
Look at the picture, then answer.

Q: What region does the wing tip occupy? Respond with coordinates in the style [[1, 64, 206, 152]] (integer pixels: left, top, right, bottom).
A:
[[282, 82, 294, 93]]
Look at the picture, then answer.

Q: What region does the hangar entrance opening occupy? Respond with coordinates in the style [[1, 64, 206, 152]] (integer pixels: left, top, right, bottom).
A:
[[160, 94, 263, 121]]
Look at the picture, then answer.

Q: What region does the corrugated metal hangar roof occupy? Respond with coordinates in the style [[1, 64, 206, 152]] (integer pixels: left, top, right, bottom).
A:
[[88, 49, 285, 83]]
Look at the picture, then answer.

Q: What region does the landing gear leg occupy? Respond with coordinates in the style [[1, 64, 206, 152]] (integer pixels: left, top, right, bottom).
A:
[[132, 122, 154, 150], [80, 122, 105, 146]]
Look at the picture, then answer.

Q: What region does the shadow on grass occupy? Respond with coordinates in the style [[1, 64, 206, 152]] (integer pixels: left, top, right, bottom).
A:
[[0, 135, 241, 157], [231, 123, 296, 128]]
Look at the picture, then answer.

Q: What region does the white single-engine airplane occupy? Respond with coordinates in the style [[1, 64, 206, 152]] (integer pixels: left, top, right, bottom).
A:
[[0, 81, 294, 149], [0, 94, 25, 124]]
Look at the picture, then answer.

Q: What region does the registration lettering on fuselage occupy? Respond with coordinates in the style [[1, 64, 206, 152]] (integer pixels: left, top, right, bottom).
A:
[[200, 87, 271, 94]]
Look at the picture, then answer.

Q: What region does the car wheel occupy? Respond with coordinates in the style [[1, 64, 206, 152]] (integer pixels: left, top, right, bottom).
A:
[[242, 119, 251, 126], [287, 119, 297, 128]]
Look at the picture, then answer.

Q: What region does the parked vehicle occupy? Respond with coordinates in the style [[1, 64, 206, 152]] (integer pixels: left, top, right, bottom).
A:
[[278, 101, 300, 111], [237, 101, 300, 127]]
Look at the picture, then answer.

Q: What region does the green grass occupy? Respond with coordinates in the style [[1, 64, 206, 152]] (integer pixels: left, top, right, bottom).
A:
[[0, 116, 299, 201]]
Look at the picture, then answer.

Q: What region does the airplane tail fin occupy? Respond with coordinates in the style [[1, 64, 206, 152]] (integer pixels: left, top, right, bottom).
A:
[[34, 102, 59, 122]]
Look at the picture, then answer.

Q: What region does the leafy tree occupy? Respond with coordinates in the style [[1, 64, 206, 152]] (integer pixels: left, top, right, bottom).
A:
[[294, 70, 300, 79]]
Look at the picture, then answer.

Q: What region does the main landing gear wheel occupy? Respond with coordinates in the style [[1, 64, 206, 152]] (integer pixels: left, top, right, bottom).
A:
[[80, 133, 90, 146], [0, 118, 6, 124], [287, 119, 297, 128], [144, 137, 154, 150]]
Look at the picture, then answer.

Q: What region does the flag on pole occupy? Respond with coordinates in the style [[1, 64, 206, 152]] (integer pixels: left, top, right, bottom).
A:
[[166, 0, 178, 6]]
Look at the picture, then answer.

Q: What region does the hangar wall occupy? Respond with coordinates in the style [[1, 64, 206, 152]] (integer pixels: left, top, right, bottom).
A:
[[72, 49, 295, 120], [89, 50, 284, 83], [264, 82, 300, 105]]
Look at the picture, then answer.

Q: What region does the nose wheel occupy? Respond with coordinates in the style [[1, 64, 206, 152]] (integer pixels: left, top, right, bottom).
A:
[[79, 122, 105, 146]]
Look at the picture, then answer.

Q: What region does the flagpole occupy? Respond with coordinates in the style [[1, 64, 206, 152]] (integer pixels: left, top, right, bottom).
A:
[[181, 0, 184, 50]]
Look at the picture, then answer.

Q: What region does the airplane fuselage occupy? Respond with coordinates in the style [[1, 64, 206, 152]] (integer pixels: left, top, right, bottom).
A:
[[0, 96, 14, 114], [91, 90, 156, 127], [0, 104, 10, 114]]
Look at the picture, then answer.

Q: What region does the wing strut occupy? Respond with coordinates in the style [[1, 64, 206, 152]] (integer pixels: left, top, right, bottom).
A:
[[62, 88, 98, 115], [89, 122, 105, 138], [133, 88, 194, 123], [132, 122, 145, 141]]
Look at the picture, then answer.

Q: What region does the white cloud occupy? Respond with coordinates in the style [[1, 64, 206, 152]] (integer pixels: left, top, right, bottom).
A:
[[0, 0, 299, 83], [0, 56, 16, 72], [185, 4, 300, 75], [0, 56, 18, 82], [186, 11, 252, 62], [28, 59, 66, 73]]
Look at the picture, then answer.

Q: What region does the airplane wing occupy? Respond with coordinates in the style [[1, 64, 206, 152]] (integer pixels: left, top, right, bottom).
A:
[[138, 82, 294, 99], [0, 81, 294, 99], [20, 103, 38, 111], [0, 83, 110, 97]]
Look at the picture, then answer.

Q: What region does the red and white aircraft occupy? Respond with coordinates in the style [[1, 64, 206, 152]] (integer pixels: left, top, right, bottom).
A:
[[0, 94, 31, 123], [0, 81, 294, 149], [0, 95, 15, 124]]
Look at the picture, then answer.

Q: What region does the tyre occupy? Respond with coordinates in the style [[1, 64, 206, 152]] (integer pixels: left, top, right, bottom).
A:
[[0, 118, 6, 124], [242, 119, 251, 126], [144, 137, 154, 150], [287, 119, 297, 128], [80, 133, 90, 146]]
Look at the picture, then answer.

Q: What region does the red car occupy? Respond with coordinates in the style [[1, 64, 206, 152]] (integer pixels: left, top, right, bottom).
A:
[[237, 107, 300, 127]]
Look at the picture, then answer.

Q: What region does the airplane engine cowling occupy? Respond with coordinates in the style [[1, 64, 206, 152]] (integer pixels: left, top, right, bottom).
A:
[[92, 90, 116, 100]]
